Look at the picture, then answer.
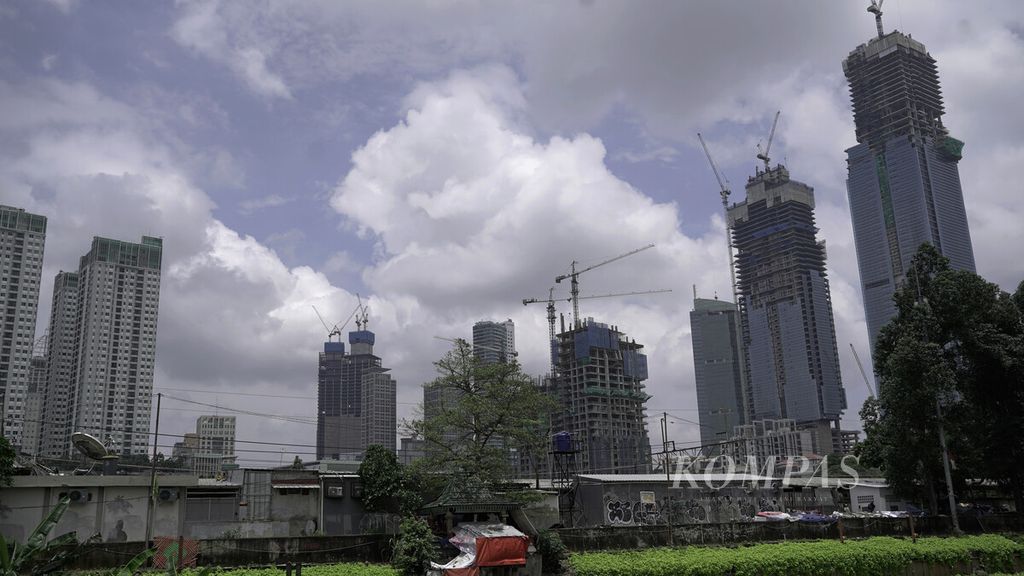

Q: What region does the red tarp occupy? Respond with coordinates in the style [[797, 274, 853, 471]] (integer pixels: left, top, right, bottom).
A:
[[474, 535, 528, 567], [444, 569, 480, 576]]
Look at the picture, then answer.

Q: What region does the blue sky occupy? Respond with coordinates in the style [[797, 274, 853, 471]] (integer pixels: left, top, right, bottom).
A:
[[3, 0, 1022, 465]]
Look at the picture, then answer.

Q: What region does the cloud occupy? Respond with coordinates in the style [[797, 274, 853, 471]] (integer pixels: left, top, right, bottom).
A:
[[332, 66, 736, 442], [239, 193, 293, 215], [41, 54, 58, 71], [0, 76, 353, 460]]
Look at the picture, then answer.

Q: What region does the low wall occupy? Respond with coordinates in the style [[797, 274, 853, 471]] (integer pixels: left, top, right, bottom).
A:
[[66, 535, 394, 569], [557, 514, 1024, 551]]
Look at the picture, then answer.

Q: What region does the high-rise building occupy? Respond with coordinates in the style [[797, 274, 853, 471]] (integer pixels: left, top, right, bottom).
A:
[[316, 328, 394, 459], [39, 272, 79, 458], [690, 297, 745, 447], [472, 319, 516, 364], [843, 19, 976, 355], [22, 355, 47, 456], [193, 415, 236, 478], [0, 206, 47, 451], [549, 319, 651, 474], [361, 367, 396, 451], [42, 236, 163, 457], [727, 164, 847, 452]]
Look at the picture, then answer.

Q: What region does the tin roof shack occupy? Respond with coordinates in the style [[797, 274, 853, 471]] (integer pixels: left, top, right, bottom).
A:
[[0, 474, 197, 544], [573, 474, 839, 527], [430, 523, 532, 576], [422, 480, 541, 576]]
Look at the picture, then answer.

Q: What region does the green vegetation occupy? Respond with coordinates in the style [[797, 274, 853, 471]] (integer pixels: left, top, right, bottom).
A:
[[407, 338, 556, 489], [390, 516, 438, 576], [862, 244, 1024, 513], [569, 535, 1023, 576], [0, 437, 15, 486], [536, 529, 568, 575], [0, 496, 85, 576], [178, 565, 397, 576], [358, 445, 423, 516]]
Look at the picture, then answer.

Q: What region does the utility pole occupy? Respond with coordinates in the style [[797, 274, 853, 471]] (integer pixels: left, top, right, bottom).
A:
[[145, 392, 162, 548]]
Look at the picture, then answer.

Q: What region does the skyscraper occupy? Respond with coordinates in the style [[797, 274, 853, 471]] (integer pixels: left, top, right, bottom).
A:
[[549, 319, 651, 474], [316, 327, 395, 458], [690, 297, 745, 447], [472, 319, 516, 364], [727, 164, 847, 452], [843, 17, 975, 355], [42, 236, 163, 457], [0, 206, 47, 451]]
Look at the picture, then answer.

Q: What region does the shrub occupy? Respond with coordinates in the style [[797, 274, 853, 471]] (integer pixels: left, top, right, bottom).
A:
[[391, 516, 439, 576], [537, 530, 567, 575]]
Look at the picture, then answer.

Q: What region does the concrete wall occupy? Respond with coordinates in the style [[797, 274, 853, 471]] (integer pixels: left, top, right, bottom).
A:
[[0, 475, 193, 543], [574, 479, 838, 528]]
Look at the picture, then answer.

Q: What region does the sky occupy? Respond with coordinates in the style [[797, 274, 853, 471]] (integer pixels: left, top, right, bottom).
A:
[[2, 0, 1022, 467]]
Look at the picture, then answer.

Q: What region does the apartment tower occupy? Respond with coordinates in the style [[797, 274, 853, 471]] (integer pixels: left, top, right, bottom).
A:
[[0, 206, 47, 451], [42, 236, 163, 457]]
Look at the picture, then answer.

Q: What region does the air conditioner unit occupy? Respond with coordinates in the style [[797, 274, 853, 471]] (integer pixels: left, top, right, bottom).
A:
[[158, 488, 179, 503], [63, 490, 93, 504], [326, 486, 344, 498]]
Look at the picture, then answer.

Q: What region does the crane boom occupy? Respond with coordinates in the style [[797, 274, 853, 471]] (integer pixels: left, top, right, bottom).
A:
[[697, 133, 730, 203], [850, 343, 876, 397], [868, 0, 885, 38], [555, 243, 655, 327], [756, 110, 781, 172]]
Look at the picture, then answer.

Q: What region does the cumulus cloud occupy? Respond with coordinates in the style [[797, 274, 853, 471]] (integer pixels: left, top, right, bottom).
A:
[[0, 77, 352, 459], [332, 66, 736, 442]]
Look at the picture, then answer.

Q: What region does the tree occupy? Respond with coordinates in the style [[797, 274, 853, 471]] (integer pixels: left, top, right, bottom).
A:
[[0, 437, 15, 487], [868, 244, 1024, 512], [391, 516, 438, 576], [408, 339, 556, 489], [358, 445, 423, 516]]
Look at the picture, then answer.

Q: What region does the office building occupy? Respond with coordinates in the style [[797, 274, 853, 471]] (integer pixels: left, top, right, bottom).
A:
[[316, 327, 394, 459], [549, 319, 651, 474], [192, 415, 236, 478], [843, 20, 976, 354], [0, 206, 47, 451], [38, 272, 79, 458], [472, 319, 516, 364], [690, 297, 745, 447], [727, 164, 848, 451], [41, 236, 163, 457]]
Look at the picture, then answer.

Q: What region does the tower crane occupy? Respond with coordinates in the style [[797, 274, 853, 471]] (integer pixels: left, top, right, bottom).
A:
[[697, 131, 750, 421], [312, 300, 361, 342], [355, 293, 370, 331], [523, 288, 671, 373], [850, 343, 877, 398], [868, 0, 885, 39], [555, 243, 655, 328], [755, 110, 781, 173]]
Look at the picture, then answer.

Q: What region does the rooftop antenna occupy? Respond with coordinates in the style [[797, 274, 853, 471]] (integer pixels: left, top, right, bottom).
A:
[[868, 0, 885, 39], [755, 110, 781, 173]]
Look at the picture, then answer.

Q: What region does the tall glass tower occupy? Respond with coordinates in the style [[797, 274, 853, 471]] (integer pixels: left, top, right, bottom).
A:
[[843, 17, 976, 356]]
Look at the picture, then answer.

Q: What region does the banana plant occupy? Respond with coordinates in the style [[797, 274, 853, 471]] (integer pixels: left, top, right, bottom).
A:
[[0, 495, 78, 576]]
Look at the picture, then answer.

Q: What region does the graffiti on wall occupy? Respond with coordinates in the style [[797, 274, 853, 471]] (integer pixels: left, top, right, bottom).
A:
[[605, 500, 663, 526]]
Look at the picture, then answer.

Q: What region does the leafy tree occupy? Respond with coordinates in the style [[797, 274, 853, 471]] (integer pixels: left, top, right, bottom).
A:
[[358, 445, 423, 516], [868, 244, 1024, 512], [408, 339, 556, 490], [0, 496, 82, 576], [0, 437, 15, 487]]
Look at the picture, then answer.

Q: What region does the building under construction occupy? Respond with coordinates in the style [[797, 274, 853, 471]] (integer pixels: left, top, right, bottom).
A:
[[548, 318, 652, 475], [727, 164, 848, 454]]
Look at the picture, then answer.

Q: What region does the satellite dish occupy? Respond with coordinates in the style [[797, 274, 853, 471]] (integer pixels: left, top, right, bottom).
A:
[[72, 432, 119, 461]]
